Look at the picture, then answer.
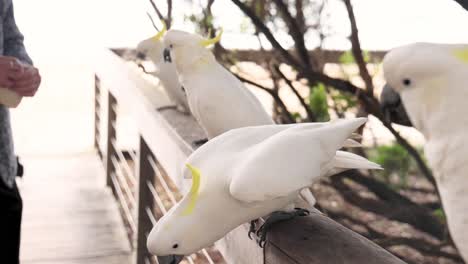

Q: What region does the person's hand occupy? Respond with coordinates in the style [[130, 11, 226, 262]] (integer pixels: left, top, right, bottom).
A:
[[0, 56, 23, 88], [10, 63, 41, 97]]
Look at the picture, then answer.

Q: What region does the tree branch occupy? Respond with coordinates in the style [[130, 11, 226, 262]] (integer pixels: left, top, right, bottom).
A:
[[271, 0, 314, 69], [225, 49, 387, 64], [274, 65, 316, 121], [229, 0, 437, 189], [383, 121, 437, 187], [166, 0, 173, 28], [204, 0, 216, 35], [148, 0, 165, 21], [232, 72, 295, 123], [230, 0, 302, 69], [229, 0, 381, 116], [146, 12, 159, 31], [452, 0, 468, 11], [343, 0, 374, 95], [295, 0, 306, 33]]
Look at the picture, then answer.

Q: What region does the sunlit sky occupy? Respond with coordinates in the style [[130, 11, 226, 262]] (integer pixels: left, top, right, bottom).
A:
[[12, 0, 468, 64]]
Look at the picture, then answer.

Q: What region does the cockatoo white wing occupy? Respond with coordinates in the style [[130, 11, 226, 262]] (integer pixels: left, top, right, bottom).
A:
[[157, 62, 190, 112], [183, 120, 361, 176], [230, 72, 272, 121], [183, 124, 298, 179], [184, 120, 366, 180], [229, 118, 368, 203]]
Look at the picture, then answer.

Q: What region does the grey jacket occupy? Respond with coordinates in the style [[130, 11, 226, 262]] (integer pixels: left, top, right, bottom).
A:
[[0, 0, 32, 188]]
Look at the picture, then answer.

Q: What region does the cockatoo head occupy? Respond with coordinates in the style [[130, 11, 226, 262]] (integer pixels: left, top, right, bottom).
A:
[[163, 29, 223, 71], [135, 21, 167, 64], [147, 164, 215, 264], [381, 43, 468, 132]]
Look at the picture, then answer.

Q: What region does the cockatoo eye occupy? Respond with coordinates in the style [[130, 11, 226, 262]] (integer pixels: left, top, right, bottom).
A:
[[402, 78, 411, 86], [172, 243, 179, 249], [169, 44, 174, 49]]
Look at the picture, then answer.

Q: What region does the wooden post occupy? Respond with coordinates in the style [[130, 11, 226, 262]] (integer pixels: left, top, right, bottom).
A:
[[135, 135, 155, 264], [94, 75, 102, 159], [105, 90, 117, 196]]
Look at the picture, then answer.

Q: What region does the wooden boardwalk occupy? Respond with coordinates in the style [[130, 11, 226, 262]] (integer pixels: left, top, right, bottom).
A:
[[19, 152, 132, 264]]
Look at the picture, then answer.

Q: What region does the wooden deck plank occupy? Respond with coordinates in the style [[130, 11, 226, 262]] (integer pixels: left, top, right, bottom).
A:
[[20, 153, 132, 264]]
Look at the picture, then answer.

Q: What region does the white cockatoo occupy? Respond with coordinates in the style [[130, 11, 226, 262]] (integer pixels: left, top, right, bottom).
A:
[[148, 118, 382, 264], [380, 42, 468, 262], [136, 22, 190, 113], [162, 29, 273, 139]]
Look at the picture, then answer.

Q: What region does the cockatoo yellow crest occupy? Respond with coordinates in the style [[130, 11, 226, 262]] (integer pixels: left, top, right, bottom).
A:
[[453, 47, 468, 64], [199, 28, 223, 47], [181, 164, 201, 216], [152, 20, 167, 42]]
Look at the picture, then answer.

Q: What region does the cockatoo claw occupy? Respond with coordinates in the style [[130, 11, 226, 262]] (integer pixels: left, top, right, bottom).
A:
[[294, 207, 310, 216], [254, 208, 310, 248], [248, 220, 258, 240], [192, 138, 208, 147]]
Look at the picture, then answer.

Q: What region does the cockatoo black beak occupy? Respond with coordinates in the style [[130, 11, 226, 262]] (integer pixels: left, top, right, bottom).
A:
[[136, 52, 146, 60], [380, 84, 413, 126], [157, 255, 184, 264], [163, 48, 172, 63]]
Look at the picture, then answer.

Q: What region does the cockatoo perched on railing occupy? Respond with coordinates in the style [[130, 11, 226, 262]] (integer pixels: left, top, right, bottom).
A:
[[380, 42, 468, 262], [161, 28, 320, 207], [136, 22, 190, 113], [162, 28, 273, 139], [147, 118, 381, 264]]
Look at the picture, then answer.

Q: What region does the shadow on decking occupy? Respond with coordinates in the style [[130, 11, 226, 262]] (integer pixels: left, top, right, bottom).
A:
[[20, 153, 132, 264]]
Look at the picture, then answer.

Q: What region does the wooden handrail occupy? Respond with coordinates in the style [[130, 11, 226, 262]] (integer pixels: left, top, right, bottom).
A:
[[93, 49, 406, 264], [112, 48, 387, 64]]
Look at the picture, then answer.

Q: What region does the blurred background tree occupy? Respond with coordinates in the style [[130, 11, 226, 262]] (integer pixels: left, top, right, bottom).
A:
[[141, 0, 467, 262]]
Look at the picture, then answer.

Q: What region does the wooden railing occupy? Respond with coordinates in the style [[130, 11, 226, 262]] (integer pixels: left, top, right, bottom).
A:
[[112, 48, 387, 65], [93, 49, 406, 264]]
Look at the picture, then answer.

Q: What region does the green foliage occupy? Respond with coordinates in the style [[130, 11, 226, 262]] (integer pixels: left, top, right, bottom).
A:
[[338, 50, 371, 65], [291, 112, 302, 122], [254, 1, 264, 17], [186, 14, 198, 24], [433, 208, 446, 223], [204, 14, 214, 28], [184, 13, 214, 35], [330, 89, 357, 113], [308, 83, 330, 122], [368, 142, 411, 187]]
